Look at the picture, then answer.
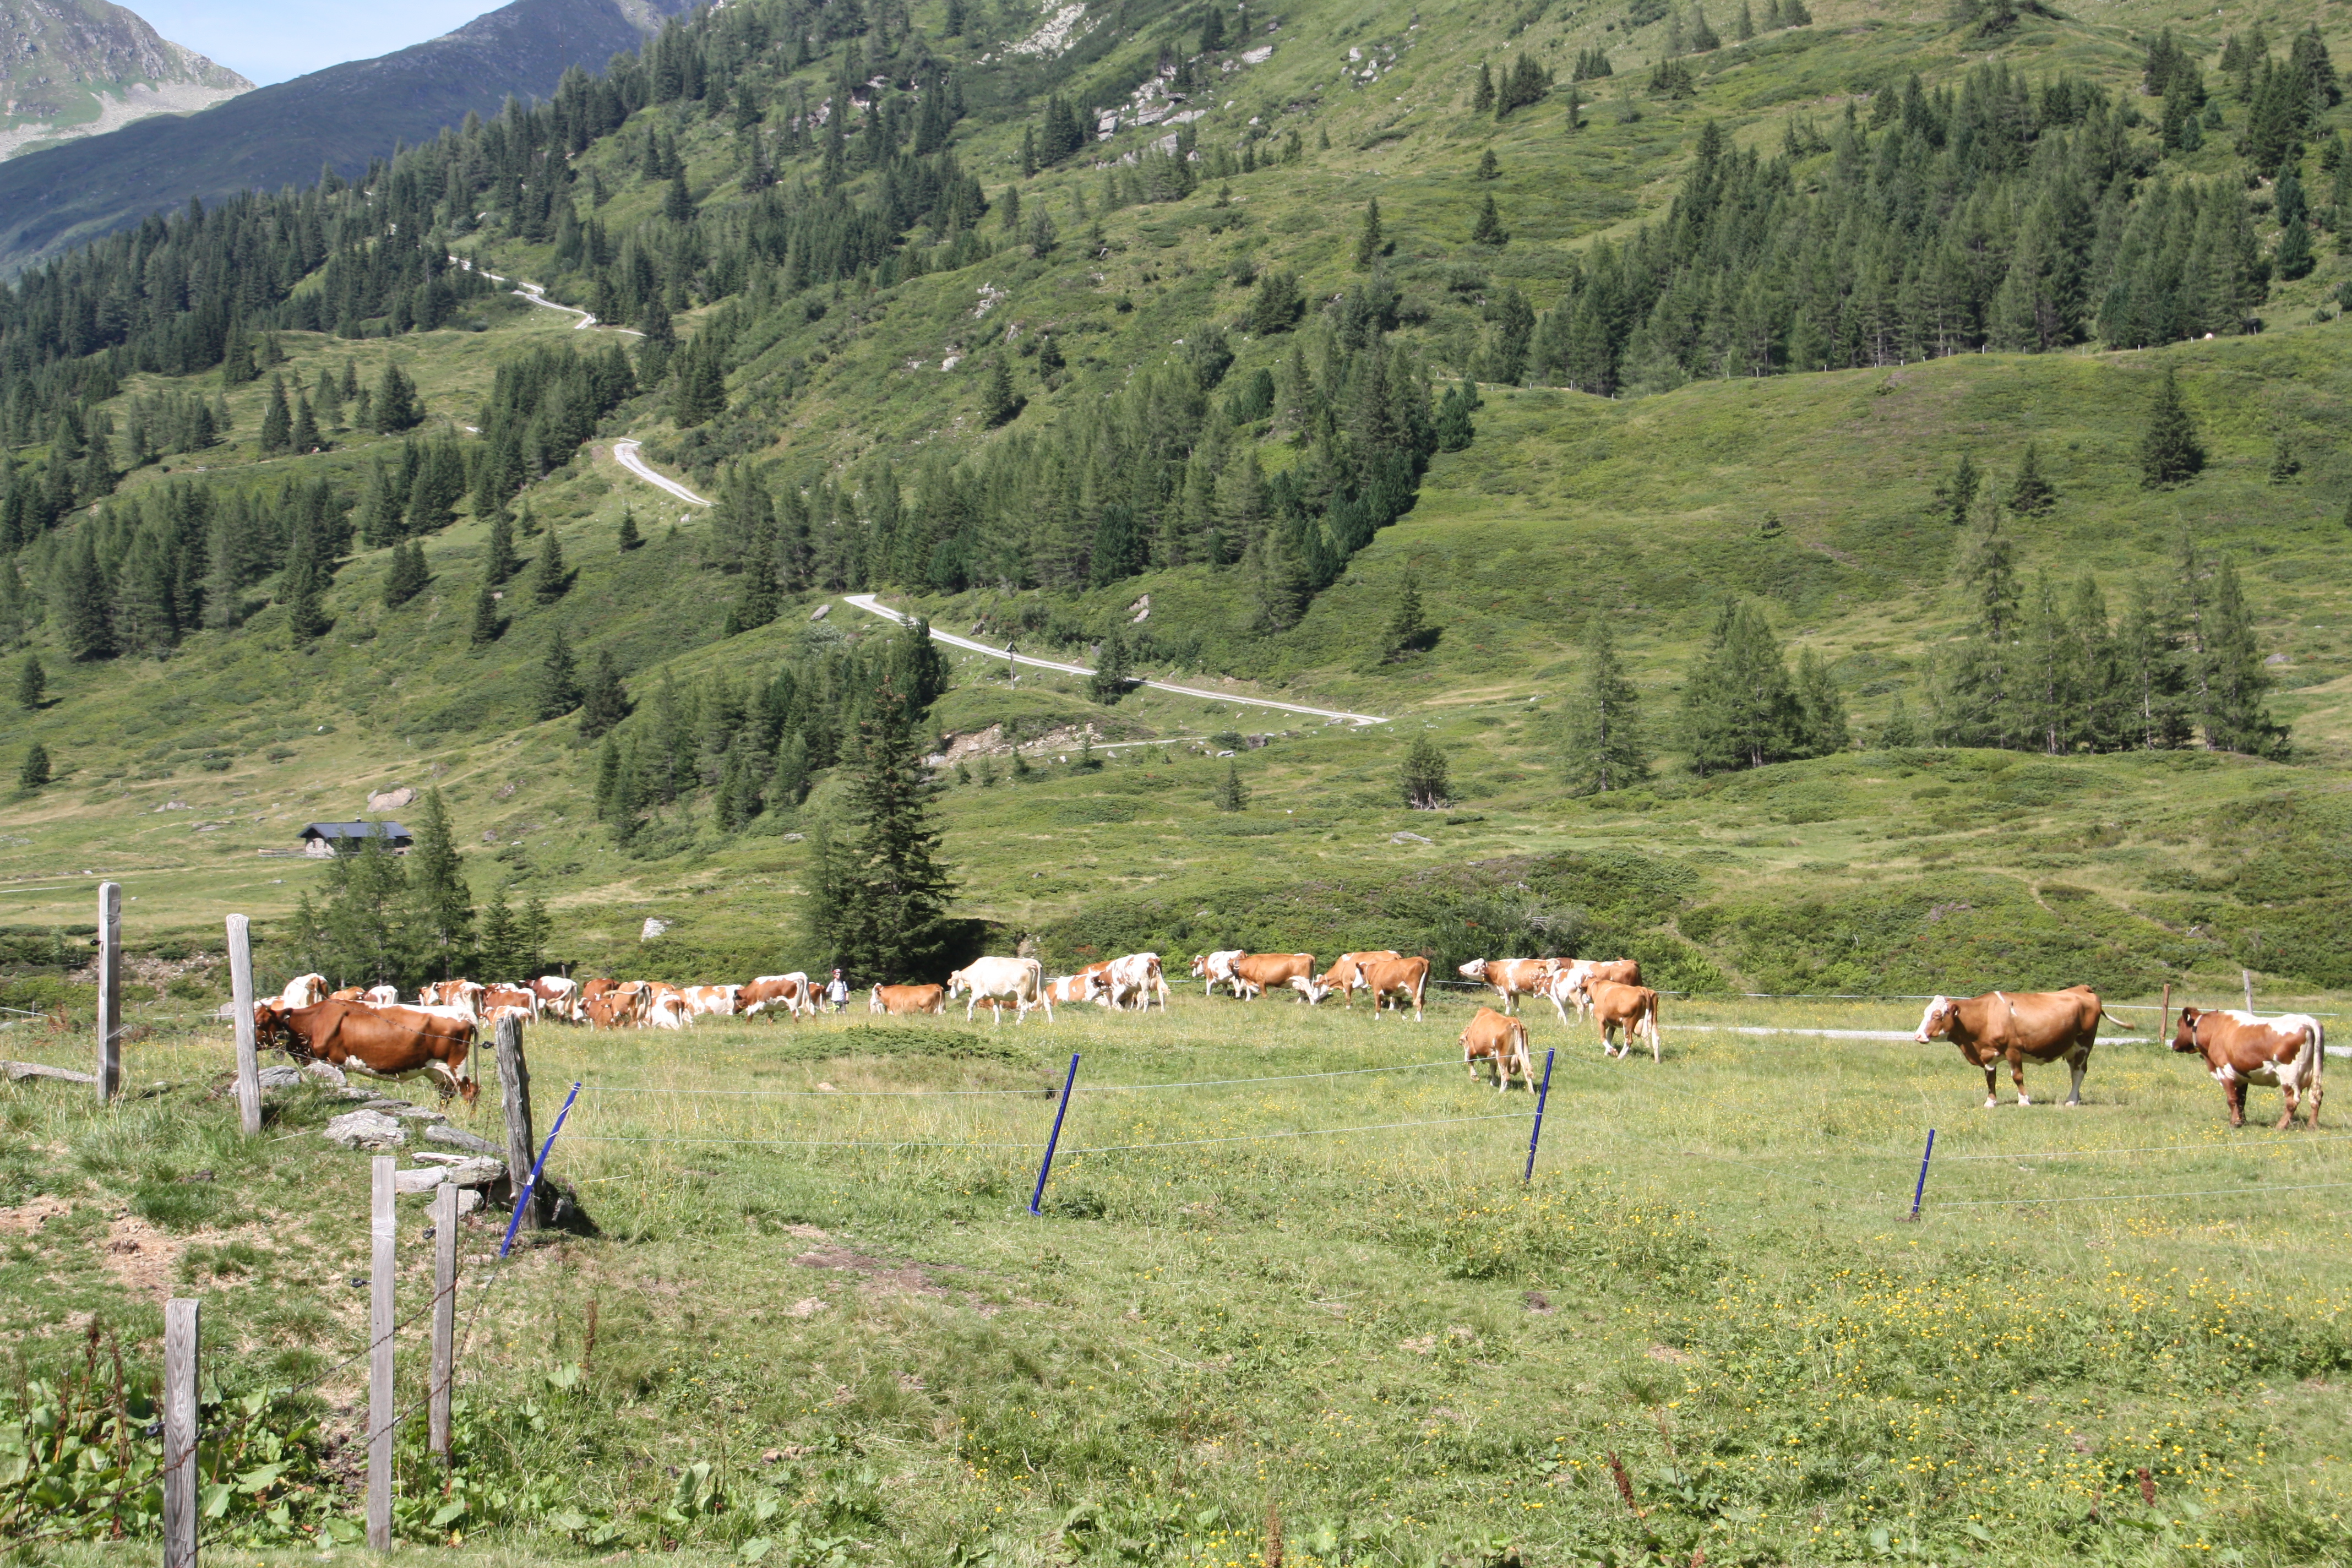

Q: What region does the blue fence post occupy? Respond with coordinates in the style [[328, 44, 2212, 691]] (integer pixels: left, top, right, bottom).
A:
[[1029, 1054, 1081, 1217], [1523, 1049, 1556, 1183], [500, 1081, 580, 1258], [1906, 1128, 1936, 1222]]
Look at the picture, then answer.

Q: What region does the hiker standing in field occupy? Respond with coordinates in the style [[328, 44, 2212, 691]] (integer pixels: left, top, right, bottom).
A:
[[824, 969, 850, 1012]]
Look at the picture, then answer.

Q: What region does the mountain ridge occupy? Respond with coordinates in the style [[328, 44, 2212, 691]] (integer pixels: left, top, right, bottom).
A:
[[0, 0, 249, 162]]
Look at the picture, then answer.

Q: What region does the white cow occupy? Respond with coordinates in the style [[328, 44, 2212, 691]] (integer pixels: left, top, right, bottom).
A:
[[1188, 950, 1246, 998], [280, 973, 329, 1009], [947, 957, 1053, 1026], [742, 973, 817, 1018], [1044, 972, 1106, 1007], [681, 984, 741, 1019], [644, 991, 691, 1030], [1105, 952, 1169, 1012], [362, 983, 400, 1006]]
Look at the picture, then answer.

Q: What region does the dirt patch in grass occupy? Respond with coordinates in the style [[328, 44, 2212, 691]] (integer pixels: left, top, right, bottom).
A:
[[0, 1194, 73, 1234], [792, 1245, 948, 1298]]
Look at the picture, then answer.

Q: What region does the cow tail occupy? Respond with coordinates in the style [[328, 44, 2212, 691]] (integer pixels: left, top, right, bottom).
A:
[[2099, 1009, 2138, 1032], [2301, 1019, 2326, 1086]]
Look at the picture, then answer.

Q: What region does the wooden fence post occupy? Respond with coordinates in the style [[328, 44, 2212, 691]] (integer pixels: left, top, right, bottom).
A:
[[368, 1157, 395, 1552], [496, 1015, 538, 1226], [2242, 968, 2256, 1013], [163, 1297, 199, 1568], [95, 880, 121, 1103], [2162, 982, 2171, 1042], [429, 1183, 457, 1458], [227, 914, 259, 1136]]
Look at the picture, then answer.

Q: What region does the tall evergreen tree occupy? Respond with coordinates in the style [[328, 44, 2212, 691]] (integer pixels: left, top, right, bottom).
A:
[[672, 337, 727, 426], [477, 882, 525, 981], [2007, 442, 2055, 513], [981, 357, 1022, 427], [1472, 61, 1495, 113], [1089, 624, 1134, 703], [1212, 760, 1249, 812], [2198, 556, 2288, 755], [484, 507, 520, 583], [809, 678, 957, 982], [18, 743, 50, 791], [383, 540, 428, 607], [59, 533, 113, 661], [578, 650, 631, 738], [1384, 576, 1433, 657], [531, 525, 568, 604], [15, 652, 45, 710], [2139, 367, 2204, 487], [470, 578, 503, 644], [259, 374, 292, 454], [281, 536, 329, 643], [1941, 451, 1980, 526], [1401, 734, 1451, 808], [1681, 598, 1802, 771], [536, 623, 581, 719], [291, 394, 321, 453], [1560, 615, 1648, 793], [372, 362, 424, 434], [1356, 197, 1385, 265], [1471, 193, 1508, 246], [617, 504, 643, 551], [407, 787, 472, 977]]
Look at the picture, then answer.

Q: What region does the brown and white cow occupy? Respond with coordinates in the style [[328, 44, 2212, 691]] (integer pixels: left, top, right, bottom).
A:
[[1546, 959, 1643, 1026], [530, 976, 582, 1022], [280, 973, 329, 1009], [870, 983, 947, 1016], [1104, 953, 1169, 1012], [1044, 972, 1106, 1008], [1190, 951, 1247, 997], [418, 979, 486, 1022], [741, 974, 816, 1019], [1589, 981, 1663, 1063], [586, 984, 649, 1030], [1359, 955, 1431, 1022], [1315, 951, 1404, 1009], [481, 984, 537, 1018], [948, 958, 1052, 1026], [1457, 959, 1555, 1016], [1229, 952, 1317, 1001], [1913, 986, 2128, 1108], [329, 986, 368, 1003], [2172, 1007, 2325, 1129], [681, 984, 742, 1020], [363, 984, 401, 1007], [255, 1000, 477, 1104], [1460, 1007, 1536, 1092]]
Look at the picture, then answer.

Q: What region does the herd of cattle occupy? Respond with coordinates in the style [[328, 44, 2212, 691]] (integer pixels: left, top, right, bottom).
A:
[[238, 955, 2326, 1130]]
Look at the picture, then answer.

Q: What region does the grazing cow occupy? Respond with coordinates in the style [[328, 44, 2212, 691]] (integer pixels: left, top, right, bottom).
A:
[[329, 986, 367, 1003], [741, 975, 816, 1019], [280, 973, 329, 1009], [1359, 956, 1431, 1022], [644, 991, 691, 1030], [1546, 959, 1643, 1026], [1104, 953, 1169, 1012], [1315, 951, 1404, 1009], [1044, 972, 1106, 1007], [580, 977, 622, 1007], [870, 983, 948, 1016], [485, 1003, 534, 1030], [1913, 987, 2126, 1108], [481, 984, 537, 1018], [1589, 981, 1663, 1063], [948, 958, 1053, 1026], [364, 984, 401, 1007], [1189, 951, 1246, 997], [2172, 1008, 2325, 1129], [1228, 952, 1317, 1001], [418, 979, 486, 1022], [681, 984, 742, 1019], [1457, 959, 1555, 1016], [255, 1000, 477, 1104], [586, 988, 643, 1030], [1460, 1007, 1536, 1092], [530, 976, 582, 1022]]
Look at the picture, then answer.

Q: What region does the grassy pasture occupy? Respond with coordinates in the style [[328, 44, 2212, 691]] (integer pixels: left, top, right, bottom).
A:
[[7, 989, 2351, 1566]]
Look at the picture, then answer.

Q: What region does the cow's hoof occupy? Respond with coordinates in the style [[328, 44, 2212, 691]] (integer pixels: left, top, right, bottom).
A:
[[1983, 1098, 1997, 1109], [2017, 1096, 2032, 1107]]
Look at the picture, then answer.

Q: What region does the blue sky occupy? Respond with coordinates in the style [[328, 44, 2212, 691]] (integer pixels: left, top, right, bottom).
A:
[[133, 1, 498, 86]]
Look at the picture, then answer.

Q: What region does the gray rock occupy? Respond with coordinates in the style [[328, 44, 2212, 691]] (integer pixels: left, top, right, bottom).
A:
[[362, 1098, 412, 1112], [424, 1123, 503, 1157], [641, 917, 671, 940], [394, 1158, 502, 1195], [322, 1109, 406, 1150], [1391, 831, 1433, 845], [255, 1064, 308, 1090]]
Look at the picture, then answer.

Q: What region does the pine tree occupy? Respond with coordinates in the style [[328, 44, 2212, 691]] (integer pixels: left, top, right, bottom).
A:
[[664, 170, 694, 223], [1248, 270, 1304, 334], [578, 650, 630, 738], [1355, 197, 1384, 265], [1560, 616, 1649, 793], [1384, 576, 1433, 657], [470, 578, 503, 645], [2007, 442, 2055, 513], [408, 787, 472, 976], [259, 374, 292, 454], [729, 545, 779, 633], [291, 394, 320, 453], [14, 652, 44, 711], [810, 678, 957, 982], [18, 743, 50, 791], [477, 883, 524, 981], [617, 505, 643, 551], [672, 337, 727, 427], [1942, 451, 1980, 526], [1199, 5, 1226, 52], [536, 623, 581, 720], [981, 357, 1022, 427], [1476, 147, 1500, 181], [1794, 647, 1850, 755], [1681, 598, 1801, 771], [1735, 1, 1755, 40], [2275, 213, 2315, 279], [1401, 734, 1451, 809], [1471, 194, 1508, 246], [1472, 61, 1495, 113], [2139, 366, 2204, 488], [485, 507, 520, 583], [372, 362, 423, 433], [383, 540, 428, 607], [1212, 760, 1249, 812], [281, 537, 329, 643], [1880, 692, 1920, 747], [2199, 556, 2288, 755], [1089, 624, 1134, 703], [531, 525, 568, 604], [2269, 435, 2301, 483]]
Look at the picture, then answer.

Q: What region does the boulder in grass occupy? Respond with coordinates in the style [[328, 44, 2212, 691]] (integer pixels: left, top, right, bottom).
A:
[[322, 1109, 406, 1149], [424, 1124, 503, 1157], [394, 1156, 504, 1194]]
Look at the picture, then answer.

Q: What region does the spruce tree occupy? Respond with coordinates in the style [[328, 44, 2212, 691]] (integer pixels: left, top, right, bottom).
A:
[[579, 650, 630, 738], [15, 652, 44, 711], [2139, 367, 2204, 487], [1476, 147, 1500, 181], [484, 507, 520, 583], [291, 394, 320, 453], [2199, 556, 2288, 755], [1384, 577, 1433, 658], [1088, 624, 1134, 703], [1794, 647, 1850, 755], [981, 356, 1022, 427], [1472, 61, 1495, 113], [1212, 760, 1249, 811], [728, 546, 779, 633], [536, 623, 581, 720], [664, 170, 694, 223], [1355, 197, 1384, 265], [2275, 214, 2315, 279], [2006, 442, 2055, 513], [617, 505, 643, 551], [1880, 693, 1920, 747], [408, 787, 472, 975], [1471, 193, 1508, 246], [18, 743, 50, 791], [259, 374, 292, 454], [1560, 615, 1649, 793], [477, 883, 525, 981], [1681, 598, 1801, 771], [521, 895, 553, 973], [672, 337, 727, 426], [470, 578, 503, 645], [281, 537, 329, 643], [1401, 734, 1451, 809], [372, 362, 424, 433], [810, 678, 957, 982], [1942, 451, 1980, 525], [383, 540, 428, 607], [531, 525, 568, 604]]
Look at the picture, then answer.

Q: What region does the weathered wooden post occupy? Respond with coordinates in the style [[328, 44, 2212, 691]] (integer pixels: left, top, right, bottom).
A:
[[227, 914, 260, 1136], [2162, 982, 2171, 1042], [2243, 968, 2256, 1013], [95, 881, 121, 1103], [163, 1297, 200, 1568], [429, 1183, 457, 1458], [496, 1014, 538, 1227], [368, 1157, 395, 1552]]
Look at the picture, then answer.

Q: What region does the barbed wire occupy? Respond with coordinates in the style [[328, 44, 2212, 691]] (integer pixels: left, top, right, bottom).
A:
[[1065, 1111, 1534, 1156]]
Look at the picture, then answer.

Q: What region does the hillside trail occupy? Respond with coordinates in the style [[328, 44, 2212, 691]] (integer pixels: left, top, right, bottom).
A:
[[464, 268, 1390, 729]]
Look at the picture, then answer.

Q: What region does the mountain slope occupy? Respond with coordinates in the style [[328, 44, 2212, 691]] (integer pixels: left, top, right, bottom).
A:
[[0, 0, 248, 162], [0, 0, 692, 276]]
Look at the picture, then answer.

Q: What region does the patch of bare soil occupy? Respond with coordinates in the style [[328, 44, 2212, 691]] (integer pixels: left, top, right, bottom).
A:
[[0, 1194, 73, 1234], [792, 1246, 948, 1298]]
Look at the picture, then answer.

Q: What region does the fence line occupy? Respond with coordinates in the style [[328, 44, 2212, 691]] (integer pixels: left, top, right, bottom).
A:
[[1065, 1112, 1532, 1156], [1932, 1178, 2352, 1209], [1939, 1131, 2352, 1162]]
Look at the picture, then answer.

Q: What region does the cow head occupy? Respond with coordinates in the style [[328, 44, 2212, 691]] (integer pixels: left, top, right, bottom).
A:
[[2171, 1007, 2206, 1053], [1913, 996, 1959, 1044], [868, 987, 885, 1013], [1457, 959, 1489, 981], [1188, 954, 1210, 978], [1289, 975, 1331, 1005], [945, 970, 968, 997]]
